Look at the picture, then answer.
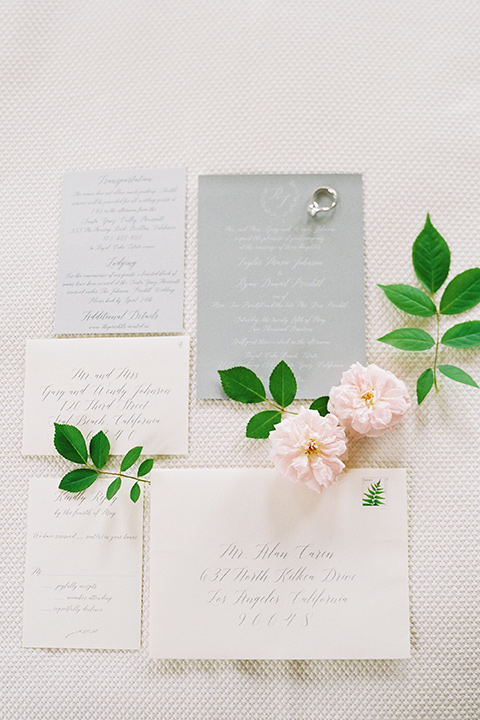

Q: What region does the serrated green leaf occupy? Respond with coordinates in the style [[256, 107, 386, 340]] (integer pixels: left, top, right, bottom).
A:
[[246, 410, 282, 438], [416, 368, 434, 404], [269, 361, 297, 408], [218, 367, 266, 403], [309, 396, 329, 416], [441, 320, 480, 348], [106, 477, 121, 500], [54, 423, 88, 464], [89, 430, 110, 470], [120, 446, 143, 472], [137, 458, 154, 477], [378, 283, 436, 316], [59, 468, 98, 493], [439, 268, 480, 315], [438, 365, 479, 388], [412, 214, 450, 293], [130, 482, 141, 503], [378, 328, 435, 351]]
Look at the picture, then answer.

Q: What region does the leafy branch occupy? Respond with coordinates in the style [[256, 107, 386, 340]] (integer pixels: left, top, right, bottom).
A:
[[362, 480, 385, 506], [54, 423, 154, 502], [378, 214, 480, 404], [218, 361, 328, 437]]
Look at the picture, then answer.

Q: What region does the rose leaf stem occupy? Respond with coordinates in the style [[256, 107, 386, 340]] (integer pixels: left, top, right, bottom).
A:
[[433, 311, 440, 391]]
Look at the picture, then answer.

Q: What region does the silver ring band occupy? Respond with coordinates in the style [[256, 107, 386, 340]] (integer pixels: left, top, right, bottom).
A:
[[307, 187, 338, 217]]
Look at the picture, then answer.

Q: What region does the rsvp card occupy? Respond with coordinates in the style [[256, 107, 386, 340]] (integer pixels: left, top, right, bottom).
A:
[[197, 174, 366, 398], [55, 168, 186, 334], [22, 337, 189, 456], [149, 468, 410, 659], [23, 476, 143, 649]]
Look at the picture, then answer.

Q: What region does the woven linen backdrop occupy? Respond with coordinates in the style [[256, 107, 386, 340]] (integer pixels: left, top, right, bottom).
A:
[[1, 1, 479, 718]]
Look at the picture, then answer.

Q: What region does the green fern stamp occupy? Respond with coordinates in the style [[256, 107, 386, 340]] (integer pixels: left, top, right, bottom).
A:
[[362, 480, 386, 506]]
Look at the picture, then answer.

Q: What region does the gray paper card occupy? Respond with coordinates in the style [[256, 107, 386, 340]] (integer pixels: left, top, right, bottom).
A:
[[197, 174, 366, 399], [55, 168, 186, 334]]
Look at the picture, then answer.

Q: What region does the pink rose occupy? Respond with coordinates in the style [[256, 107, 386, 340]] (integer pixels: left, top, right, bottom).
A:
[[328, 362, 411, 438], [269, 407, 347, 493]]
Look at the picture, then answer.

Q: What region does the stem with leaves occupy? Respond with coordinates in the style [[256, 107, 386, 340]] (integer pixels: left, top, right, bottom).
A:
[[218, 361, 330, 437], [54, 423, 155, 502], [378, 214, 480, 404]]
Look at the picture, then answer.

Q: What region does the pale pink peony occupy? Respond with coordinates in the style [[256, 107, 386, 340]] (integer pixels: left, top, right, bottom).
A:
[[328, 362, 411, 438], [269, 407, 347, 493]]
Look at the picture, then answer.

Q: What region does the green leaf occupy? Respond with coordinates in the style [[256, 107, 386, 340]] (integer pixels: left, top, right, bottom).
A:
[[89, 430, 110, 470], [310, 396, 329, 416], [246, 410, 282, 438], [130, 482, 141, 503], [59, 468, 98, 493], [120, 446, 143, 472], [412, 213, 450, 293], [378, 328, 435, 351], [438, 365, 479, 388], [439, 268, 480, 315], [218, 367, 266, 403], [269, 361, 297, 408], [378, 284, 436, 317], [416, 368, 434, 404], [441, 320, 480, 348], [137, 458, 154, 477], [106, 477, 121, 500], [54, 423, 88, 464], [362, 481, 385, 506]]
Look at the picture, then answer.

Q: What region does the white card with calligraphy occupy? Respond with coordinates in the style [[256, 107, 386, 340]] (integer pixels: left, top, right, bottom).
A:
[[55, 168, 186, 335], [23, 476, 143, 649], [149, 468, 410, 659], [22, 336, 189, 456]]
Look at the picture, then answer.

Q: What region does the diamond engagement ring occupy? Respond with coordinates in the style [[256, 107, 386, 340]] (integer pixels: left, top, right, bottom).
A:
[[307, 187, 338, 217]]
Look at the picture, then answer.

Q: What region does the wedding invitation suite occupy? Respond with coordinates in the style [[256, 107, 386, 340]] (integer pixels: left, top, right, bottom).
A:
[[149, 468, 410, 659], [55, 168, 186, 334], [23, 476, 143, 649], [197, 174, 366, 398], [22, 337, 189, 456]]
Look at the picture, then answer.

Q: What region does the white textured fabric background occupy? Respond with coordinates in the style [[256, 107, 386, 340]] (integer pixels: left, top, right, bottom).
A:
[[1, 1, 479, 718]]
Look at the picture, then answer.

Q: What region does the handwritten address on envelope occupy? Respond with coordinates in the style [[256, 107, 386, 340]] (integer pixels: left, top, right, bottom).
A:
[[149, 468, 410, 660]]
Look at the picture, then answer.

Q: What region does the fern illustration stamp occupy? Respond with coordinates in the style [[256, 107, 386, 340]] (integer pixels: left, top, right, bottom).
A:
[[362, 478, 387, 506]]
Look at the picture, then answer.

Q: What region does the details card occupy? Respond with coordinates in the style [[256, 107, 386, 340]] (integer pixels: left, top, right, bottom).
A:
[[55, 168, 186, 334], [149, 468, 410, 659], [23, 476, 143, 649], [197, 174, 365, 398], [22, 337, 189, 456]]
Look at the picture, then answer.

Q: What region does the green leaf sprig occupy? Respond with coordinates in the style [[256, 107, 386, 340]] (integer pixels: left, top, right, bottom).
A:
[[54, 423, 154, 502], [378, 214, 480, 404], [362, 480, 386, 506], [218, 361, 329, 437]]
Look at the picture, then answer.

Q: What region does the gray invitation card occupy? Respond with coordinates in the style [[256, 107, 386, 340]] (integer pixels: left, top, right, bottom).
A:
[[55, 168, 186, 334], [197, 174, 366, 398]]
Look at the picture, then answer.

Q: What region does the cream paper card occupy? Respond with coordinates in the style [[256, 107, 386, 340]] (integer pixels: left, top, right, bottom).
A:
[[22, 337, 189, 456], [23, 476, 143, 649], [55, 168, 186, 335], [149, 468, 410, 659]]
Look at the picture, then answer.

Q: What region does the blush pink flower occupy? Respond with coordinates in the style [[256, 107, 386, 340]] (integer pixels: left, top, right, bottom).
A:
[[328, 362, 411, 438], [269, 407, 347, 493]]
